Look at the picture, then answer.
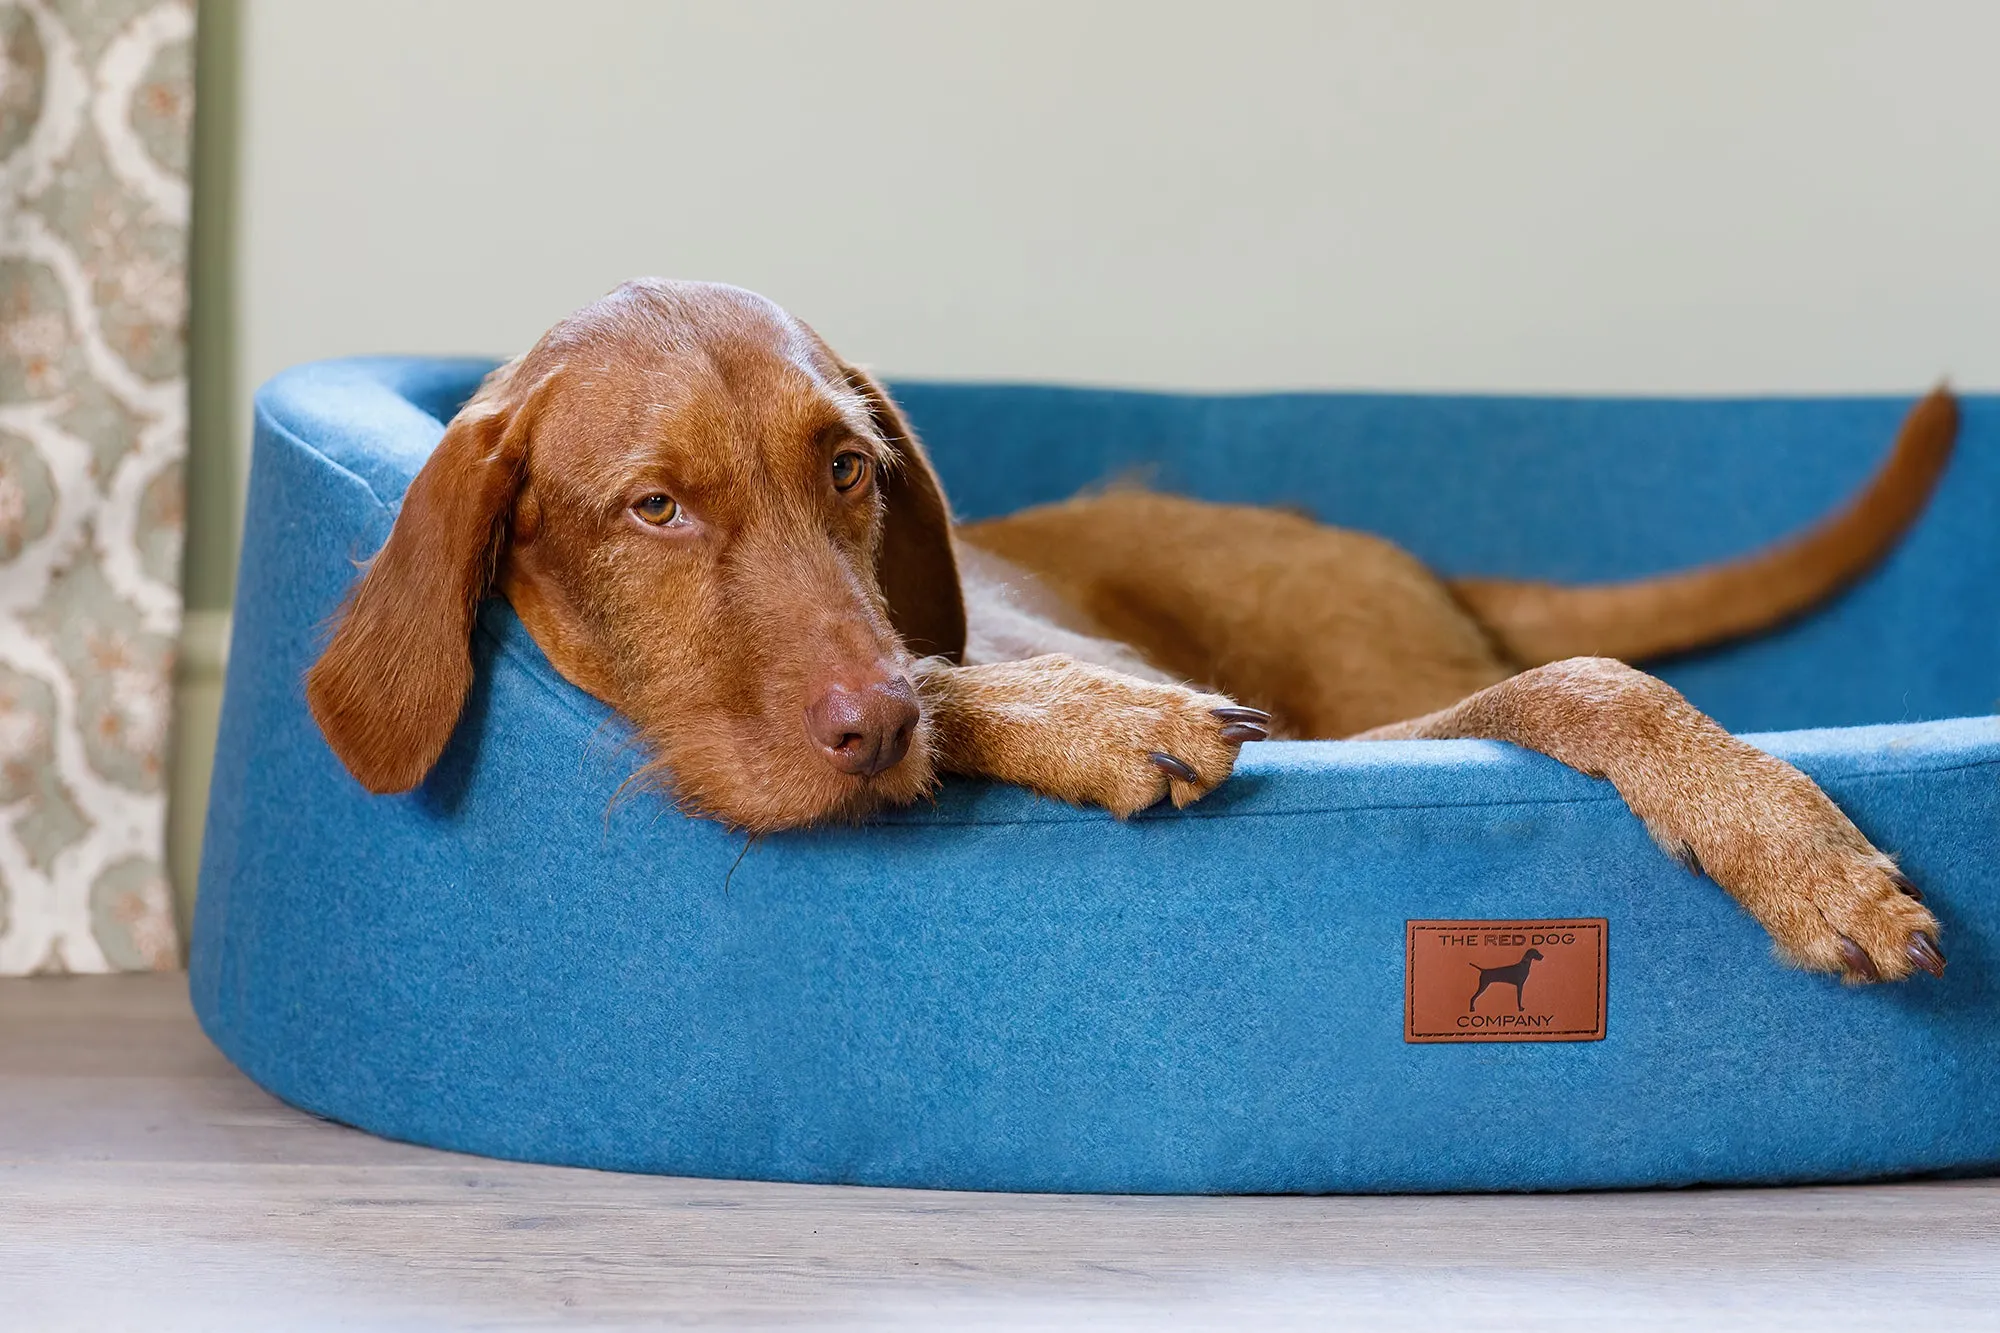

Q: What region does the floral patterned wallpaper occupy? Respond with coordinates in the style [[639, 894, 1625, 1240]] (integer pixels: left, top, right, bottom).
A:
[[0, 0, 191, 972]]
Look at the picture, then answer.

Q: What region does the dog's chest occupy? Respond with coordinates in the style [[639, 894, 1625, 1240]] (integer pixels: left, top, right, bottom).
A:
[[955, 542, 1179, 684]]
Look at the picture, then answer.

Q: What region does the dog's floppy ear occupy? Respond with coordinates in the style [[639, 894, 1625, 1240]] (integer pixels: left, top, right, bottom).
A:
[[839, 361, 966, 662], [306, 360, 541, 792]]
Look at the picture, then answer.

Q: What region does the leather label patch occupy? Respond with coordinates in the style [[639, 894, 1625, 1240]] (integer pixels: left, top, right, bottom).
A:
[[1405, 919, 1607, 1043]]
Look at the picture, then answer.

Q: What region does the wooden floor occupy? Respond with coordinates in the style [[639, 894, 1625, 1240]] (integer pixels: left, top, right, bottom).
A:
[[5, 976, 1998, 1331]]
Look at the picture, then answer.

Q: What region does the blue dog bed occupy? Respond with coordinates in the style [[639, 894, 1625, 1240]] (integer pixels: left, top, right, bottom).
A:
[[191, 358, 2000, 1193]]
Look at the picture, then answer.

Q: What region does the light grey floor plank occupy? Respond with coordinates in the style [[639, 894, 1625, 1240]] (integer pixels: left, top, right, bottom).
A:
[[4, 974, 1998, 1330]]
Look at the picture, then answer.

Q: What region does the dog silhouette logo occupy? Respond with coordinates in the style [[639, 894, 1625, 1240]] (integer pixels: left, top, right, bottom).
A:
[[1468, 947, 1544, 1013], [1406, 920, 1605, 1043]]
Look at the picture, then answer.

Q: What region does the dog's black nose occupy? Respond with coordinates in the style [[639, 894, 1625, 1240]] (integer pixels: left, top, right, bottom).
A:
[[805, 675, 919, 778]]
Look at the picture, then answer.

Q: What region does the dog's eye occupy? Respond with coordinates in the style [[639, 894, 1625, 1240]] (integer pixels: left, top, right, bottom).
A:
[[633, 494, 682, 526], [830, 451, 871, 493]]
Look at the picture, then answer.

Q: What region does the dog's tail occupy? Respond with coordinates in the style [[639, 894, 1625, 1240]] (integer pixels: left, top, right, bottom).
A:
[[1448, 386, 1958, 667]]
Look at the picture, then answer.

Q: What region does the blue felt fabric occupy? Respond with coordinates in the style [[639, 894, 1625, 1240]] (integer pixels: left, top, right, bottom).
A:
[[191, 358, 2000, 1193]]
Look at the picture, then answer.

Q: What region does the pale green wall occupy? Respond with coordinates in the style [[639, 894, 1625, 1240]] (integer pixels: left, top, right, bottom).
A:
[[168, 0, 240, 938], [186, 0, 239, 615]]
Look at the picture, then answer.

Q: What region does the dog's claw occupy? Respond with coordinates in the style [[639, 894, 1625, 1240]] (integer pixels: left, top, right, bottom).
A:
[[1908, 934, 1947, 978], [1148, 752, 1200, 783], [1838, 935, 1881, 982], [1218, 723, 1268, 743], [1890, 869, 1924, 901], [1211, 707, 1271, 725]]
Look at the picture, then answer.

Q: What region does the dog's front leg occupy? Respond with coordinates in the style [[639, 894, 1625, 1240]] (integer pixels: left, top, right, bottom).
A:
[[1355, 657, 1944, 982], [913, 654, 1268, 816]]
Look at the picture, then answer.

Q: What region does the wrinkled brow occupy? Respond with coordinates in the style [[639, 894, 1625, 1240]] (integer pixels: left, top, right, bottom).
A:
[[822, 387, 879, 442], [575, 382, 882, 504]]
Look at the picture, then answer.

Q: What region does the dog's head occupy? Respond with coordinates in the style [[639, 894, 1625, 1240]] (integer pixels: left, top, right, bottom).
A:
[[305, 279, 964, 831], [1524, 948, 1545, 961]]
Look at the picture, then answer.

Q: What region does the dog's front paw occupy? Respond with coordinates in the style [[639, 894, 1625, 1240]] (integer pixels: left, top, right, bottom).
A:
[[1073, 679, 1269, 817], [1751, 842, 1943, 984], [1652, 755, 1944, 984], [922, 655, 1268, 816]]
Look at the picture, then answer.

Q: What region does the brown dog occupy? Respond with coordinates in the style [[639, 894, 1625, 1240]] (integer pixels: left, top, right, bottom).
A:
[[307, 279, 1952, 985]]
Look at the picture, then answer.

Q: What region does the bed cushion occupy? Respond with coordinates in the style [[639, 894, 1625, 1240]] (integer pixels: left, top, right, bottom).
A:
[[190, 358, 2000, 1192]]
